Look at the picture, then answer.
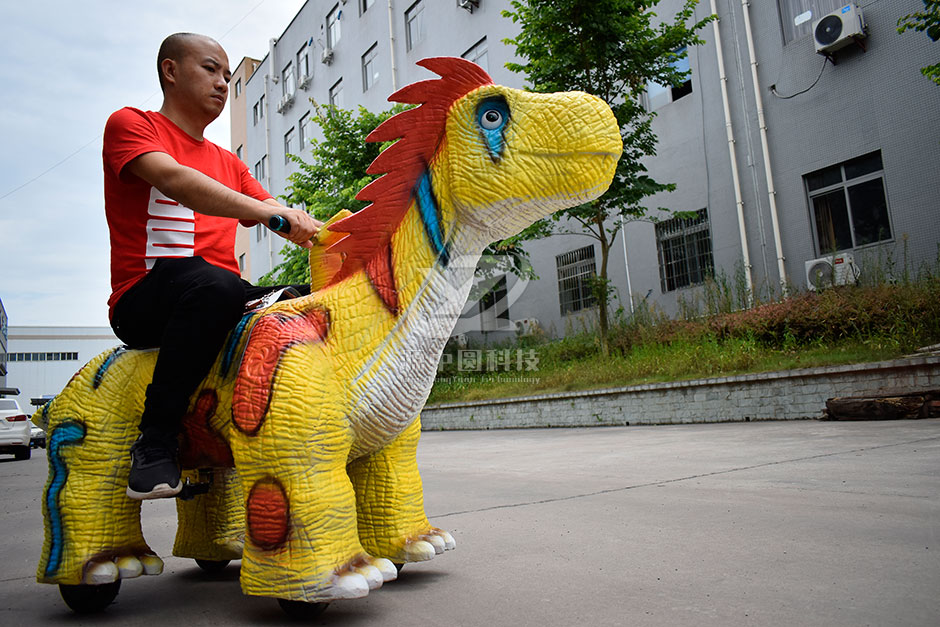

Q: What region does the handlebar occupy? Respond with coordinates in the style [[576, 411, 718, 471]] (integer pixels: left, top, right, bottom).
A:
[[268, 215, 290, 234]]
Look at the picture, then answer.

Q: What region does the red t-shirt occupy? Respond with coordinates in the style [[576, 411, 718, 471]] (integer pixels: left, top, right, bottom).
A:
[[102, 107, 271, 318]]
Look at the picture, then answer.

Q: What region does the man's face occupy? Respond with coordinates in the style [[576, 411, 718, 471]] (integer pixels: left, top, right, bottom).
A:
[[168, 37, 232, 121]]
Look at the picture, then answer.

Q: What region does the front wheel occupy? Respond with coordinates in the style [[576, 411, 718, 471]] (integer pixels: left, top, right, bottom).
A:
[[14, 446, 30, 461], [277, 598, 329, 619], [59, 581, 121, 613], [195, 559, 230, 573]]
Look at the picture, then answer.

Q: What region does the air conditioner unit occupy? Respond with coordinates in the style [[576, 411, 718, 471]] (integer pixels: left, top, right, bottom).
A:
[[298, 74, 312, 90], [805, 253, 860, 291], [813, 4, 866, 55], [458, 0, 480, 12], [321, 48, 334, 65], [514, 318, 540, 336], [276, 93, 294, 113]]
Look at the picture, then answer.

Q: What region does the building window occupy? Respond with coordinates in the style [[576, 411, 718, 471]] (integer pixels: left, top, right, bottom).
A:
[[656, 208, 715, 292], [479, 275, 511, 330], [778, 0, 843, 44], [7, 352, 78, 362], [297, 42, 311, 87], [236, 145, 243, 161], [327, 4, 342, 48], [253, 95, 265, 125], [360, 0, 375, 14], [282, 61, 295, 98], [405, 1, 426, 51], [238, 253, 246, 272], [252, 101, 260, 125], [299, 112, 313, 149], [557, 245, 597, 316], [254, 155, 267, 181], [462, 37, 488, 72], [234, 78, 242, 98], [807, 151, 891, 255], [362, 43, 379, 91], [284, 127, 297, 163], [329, 79, 344, 108], [646, 46, 692, 111], [256, 223, 266, 241]]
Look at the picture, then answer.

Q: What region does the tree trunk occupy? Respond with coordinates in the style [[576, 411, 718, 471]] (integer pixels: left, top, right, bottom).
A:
[[597, 224, 611, 358]]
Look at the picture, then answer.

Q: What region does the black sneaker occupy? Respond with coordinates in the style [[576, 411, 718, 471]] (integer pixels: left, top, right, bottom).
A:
[[126, 435, 181, 500]]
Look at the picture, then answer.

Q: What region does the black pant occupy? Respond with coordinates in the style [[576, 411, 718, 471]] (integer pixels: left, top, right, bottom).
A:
[[111, 256, 308, 439]]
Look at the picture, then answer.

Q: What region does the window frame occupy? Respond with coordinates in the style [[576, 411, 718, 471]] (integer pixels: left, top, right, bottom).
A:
[[329, 79, 344, 108], [478, 275, 511, 331], [284, 126, 297, 164], [361, 43, 379, 92], [405, 0, 426, 52], [327, 4, 342, 48], [806, 151, 893, 255], [655, 208, 715, 293], [282, 61, 295, 98], [462, 37, 488, 72], [297, 42, 311, 86], [556, 245, 598, 316], [646, 46, 692, 111]]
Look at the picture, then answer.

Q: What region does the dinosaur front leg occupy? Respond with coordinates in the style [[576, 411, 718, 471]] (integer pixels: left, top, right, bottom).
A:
[[348, 415, 456, 564], [173, 467, 245, 563]]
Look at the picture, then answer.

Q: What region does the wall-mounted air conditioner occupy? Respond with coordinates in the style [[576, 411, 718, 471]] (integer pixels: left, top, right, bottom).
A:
[[805, 253, 860, 291], [298, 74, 312, 90], [458, 0, 480, 13], [276, 93, 294, 113], [321, 48, 334, 65], [514, 318, 540, 336], [813, 4, 866, 55]]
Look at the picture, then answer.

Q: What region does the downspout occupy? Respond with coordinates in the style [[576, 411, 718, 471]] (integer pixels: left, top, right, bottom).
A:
[[265, 38, 276, 272], [620, 216, 635, 315], [740, 0, 788, 291], [710, 0, 753, 303], [387, 0, 399, 91]]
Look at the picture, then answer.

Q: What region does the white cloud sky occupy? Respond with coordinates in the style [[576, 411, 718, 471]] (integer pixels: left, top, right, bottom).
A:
[[0, 0, 306, 327]]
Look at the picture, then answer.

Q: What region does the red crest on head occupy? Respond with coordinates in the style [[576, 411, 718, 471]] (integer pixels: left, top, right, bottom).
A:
[[324, 57, 493, 287]]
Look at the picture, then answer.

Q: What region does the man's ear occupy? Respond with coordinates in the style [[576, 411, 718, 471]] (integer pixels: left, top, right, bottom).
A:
[[160, 58, 178, 88]]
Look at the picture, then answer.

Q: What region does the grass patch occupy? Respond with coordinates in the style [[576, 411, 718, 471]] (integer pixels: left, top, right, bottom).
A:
[[428, 278, 940, 405]]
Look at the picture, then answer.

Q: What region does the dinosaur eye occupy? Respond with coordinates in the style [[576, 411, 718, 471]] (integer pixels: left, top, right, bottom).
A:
[[481, 109, 503, 129]]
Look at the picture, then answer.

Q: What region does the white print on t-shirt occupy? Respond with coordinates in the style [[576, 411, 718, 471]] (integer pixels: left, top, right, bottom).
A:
[[145, 187, 195, 268]]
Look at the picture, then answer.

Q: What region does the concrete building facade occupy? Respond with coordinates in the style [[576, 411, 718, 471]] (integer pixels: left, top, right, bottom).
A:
[[231, 56, 263, 280], [234, 0, 940, 340]]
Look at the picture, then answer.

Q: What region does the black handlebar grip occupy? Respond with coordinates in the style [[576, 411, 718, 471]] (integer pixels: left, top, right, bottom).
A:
[[268, 215, 290, 234]]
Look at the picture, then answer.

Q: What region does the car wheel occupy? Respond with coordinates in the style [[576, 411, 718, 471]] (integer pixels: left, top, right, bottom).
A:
[[14, 446, 31, 461]]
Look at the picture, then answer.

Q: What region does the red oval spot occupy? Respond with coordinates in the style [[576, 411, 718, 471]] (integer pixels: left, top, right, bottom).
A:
[[246, 478, 290, 550]]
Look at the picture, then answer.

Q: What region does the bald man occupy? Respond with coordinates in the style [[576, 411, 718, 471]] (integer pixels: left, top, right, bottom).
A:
[[103, 33, 321, 499]]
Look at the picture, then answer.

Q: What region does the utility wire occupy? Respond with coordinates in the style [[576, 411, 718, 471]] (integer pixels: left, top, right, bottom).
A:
[[771, 57, 830, 99]]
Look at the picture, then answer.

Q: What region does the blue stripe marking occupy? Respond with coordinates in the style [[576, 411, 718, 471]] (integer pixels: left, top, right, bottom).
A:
[[221, 312, 255, 377], [44, 421, 86, 578], [93, 347, 126, 389], [414, 169, 450, 266]]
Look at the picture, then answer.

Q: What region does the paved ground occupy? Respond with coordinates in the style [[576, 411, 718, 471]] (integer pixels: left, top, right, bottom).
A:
[[1, 419, 938, 626]]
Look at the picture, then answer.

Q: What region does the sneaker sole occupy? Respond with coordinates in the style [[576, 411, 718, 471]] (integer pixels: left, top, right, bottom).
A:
[[126, 482, 183, 500]]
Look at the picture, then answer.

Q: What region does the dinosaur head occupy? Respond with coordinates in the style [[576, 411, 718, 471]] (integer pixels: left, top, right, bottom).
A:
[[438, 84, 622, 242]]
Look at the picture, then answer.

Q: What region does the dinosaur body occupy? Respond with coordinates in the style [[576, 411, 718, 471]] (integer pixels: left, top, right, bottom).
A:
[[37, 58, 621, 606]]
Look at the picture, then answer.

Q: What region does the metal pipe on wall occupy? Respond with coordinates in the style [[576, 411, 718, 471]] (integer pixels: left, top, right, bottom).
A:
[[710, 0, 753, 302], [740, 0, 788, 291], [265, 38, 276, 269], [387, 0, 399, 91]]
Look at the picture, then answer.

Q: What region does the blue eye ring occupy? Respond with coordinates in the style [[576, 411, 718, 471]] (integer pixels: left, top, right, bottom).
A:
[[475, 96, 511, 162]]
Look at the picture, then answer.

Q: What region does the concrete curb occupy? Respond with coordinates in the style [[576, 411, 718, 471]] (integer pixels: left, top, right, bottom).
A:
[[421, 355, 940, 430]]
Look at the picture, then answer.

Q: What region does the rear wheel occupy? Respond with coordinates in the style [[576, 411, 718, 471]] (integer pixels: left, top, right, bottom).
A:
[[195, 559, 230, 573], [59, 581, 121, 613], [277, 598, 329, 619], [14, 446, 30, 461]]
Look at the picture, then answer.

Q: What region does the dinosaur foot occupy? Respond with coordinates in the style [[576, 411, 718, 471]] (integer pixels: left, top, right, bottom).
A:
[[396, 527, 456, 563], [83, 552, 164, 585], [318, 555, 398, 600]]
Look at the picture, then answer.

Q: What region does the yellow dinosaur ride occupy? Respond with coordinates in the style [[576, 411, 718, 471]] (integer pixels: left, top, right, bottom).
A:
[[36, 57, 621, 616]]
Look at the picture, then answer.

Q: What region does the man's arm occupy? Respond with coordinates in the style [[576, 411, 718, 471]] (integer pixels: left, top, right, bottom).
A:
[[127, 151, 320, 248]]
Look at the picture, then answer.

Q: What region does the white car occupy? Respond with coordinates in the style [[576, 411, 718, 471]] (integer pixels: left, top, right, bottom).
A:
[[0, 398, 31, 460]]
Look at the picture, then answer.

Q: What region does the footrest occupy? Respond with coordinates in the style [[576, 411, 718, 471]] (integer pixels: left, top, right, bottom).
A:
[[177, 470, 214, 500]]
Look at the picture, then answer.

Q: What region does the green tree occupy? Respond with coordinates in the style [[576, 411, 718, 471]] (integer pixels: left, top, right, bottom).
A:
[[261, 102, 540, 288], [898, 0, 940, 85], [503, 0, 714, 356]]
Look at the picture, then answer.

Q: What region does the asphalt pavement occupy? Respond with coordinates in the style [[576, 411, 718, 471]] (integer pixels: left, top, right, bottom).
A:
[[1, 419, 938, 626]]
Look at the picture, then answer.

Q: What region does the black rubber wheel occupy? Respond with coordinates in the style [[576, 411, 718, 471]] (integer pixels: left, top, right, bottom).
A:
[[195, 558, 231, 573], [277, 598, 329, 619], [59, 581, 121, 613], [14, 446, 31, 461], [394, 562, 405, 574]]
